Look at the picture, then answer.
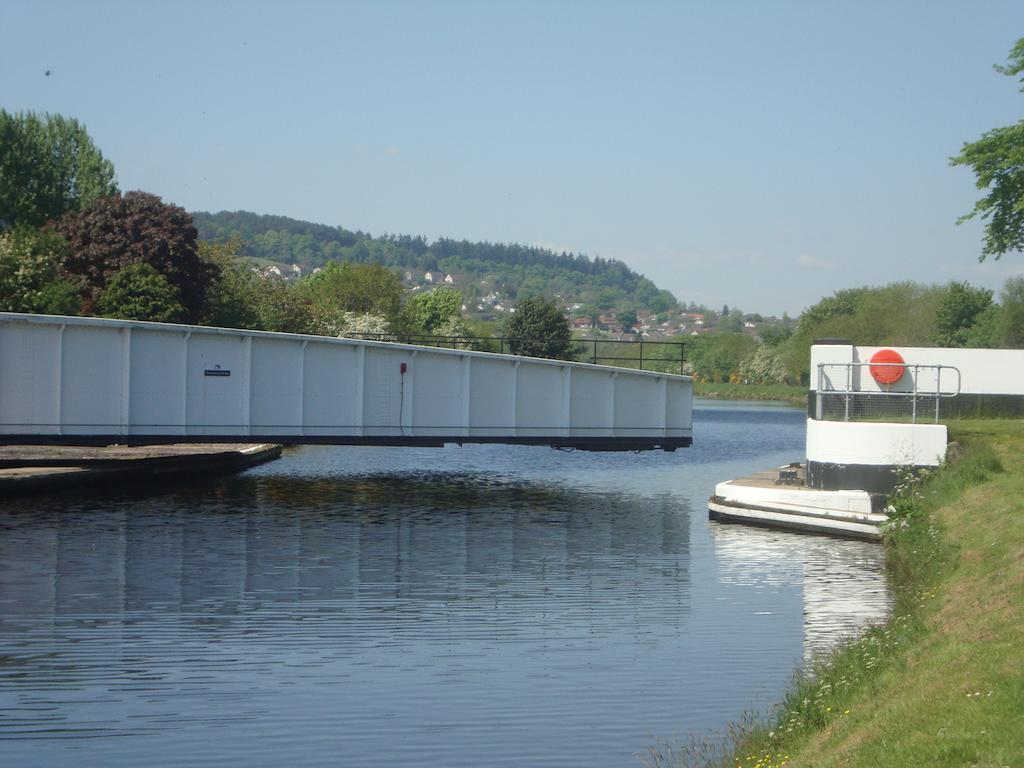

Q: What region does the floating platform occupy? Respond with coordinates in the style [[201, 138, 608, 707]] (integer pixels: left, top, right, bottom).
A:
[[708, 465, 887, 541], [0, 443, 282, 495]]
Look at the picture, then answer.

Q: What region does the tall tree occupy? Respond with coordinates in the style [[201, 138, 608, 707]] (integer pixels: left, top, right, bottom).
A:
[[198, 237, 263, 329], [54, 191, 213, 322], [97, 263, 187, 323], [0, 110, 117, 229], [406, 287, 462, 333], [996, 276, 1024, 347], [505, 296, 573, 360], [301, 261, 405, 328], [0, 226, 80, 315], [951, 37, 1024, 259], [933, 282, 994, 347]]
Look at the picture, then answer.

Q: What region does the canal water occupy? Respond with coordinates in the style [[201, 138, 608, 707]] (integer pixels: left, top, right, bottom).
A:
[[0, 401, 891, 767]]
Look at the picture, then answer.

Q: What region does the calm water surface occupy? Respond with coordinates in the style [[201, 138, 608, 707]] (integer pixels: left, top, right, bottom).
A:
[[0, 401, 891, 767]]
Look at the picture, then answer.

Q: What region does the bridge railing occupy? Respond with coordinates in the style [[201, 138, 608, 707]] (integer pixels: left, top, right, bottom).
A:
[[343, 333, 687, 375]]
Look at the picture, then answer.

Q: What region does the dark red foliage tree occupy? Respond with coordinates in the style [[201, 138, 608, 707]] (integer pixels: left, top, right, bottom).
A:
[[53, 191, 215, 322]]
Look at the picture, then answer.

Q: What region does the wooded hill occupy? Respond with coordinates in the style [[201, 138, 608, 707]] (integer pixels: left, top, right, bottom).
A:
[[192, 210, 679, 313]]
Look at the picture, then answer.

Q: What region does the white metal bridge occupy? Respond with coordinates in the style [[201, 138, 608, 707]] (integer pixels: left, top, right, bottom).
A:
[[0, 313, 692, 451]]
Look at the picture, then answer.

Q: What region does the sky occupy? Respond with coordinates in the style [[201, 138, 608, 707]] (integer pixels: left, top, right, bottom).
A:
[[2, 0, 1023, 316]]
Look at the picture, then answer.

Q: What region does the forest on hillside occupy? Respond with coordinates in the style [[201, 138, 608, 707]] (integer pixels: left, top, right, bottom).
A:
[[192, 210, 679, 313]]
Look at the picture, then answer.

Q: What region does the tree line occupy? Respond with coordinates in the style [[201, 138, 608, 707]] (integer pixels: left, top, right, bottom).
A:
[[192, 210, 677, 313], [685, 279, 1024, 386]]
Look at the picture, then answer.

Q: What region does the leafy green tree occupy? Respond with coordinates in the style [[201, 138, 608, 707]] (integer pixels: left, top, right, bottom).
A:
[[758, 324, 792, 347], [739, 344, 789, 384], [951, 38, 1024, 259], [54, 191, 212, 321], [996, 276, 1024, 347], [0, 226, 80, 314], [964, 303, 1000, 348], [198, 237, 263, 329], [301, 261, 404, 329], [933, 282, 994, 347], [505, 295, 572, 360], [647, 290, 677, 314], [254, 278, 316, 334], [0, 110, 118, 229], [616, 309, 638, 332], [779, 283, 945, 383], [596, 288, 617, 311], [405, 287, 462, 333], [97, 263, 187, 322], [688, 333, 758, 382]]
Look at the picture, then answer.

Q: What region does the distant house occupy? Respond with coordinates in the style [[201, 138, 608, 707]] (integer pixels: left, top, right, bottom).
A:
[[571, 318, 593, 330], [404, 271, 413, 282], [424, 272, 435, 283], [443, 274, 455, 284]]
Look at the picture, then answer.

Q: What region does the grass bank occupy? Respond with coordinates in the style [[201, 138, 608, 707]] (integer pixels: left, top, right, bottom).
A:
[[652, 420, 1023, 767], [693, 382, 807, 405]]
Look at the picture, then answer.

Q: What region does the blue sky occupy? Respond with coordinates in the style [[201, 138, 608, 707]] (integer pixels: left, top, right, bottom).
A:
[[2, 0, 1023, 315]]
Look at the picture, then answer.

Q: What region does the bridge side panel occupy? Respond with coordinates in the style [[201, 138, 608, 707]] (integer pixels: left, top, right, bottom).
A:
[[251, 338, 303, 436], [302, 342, 362, 437], [569, 369, 614, 438], [0, 321, 62, 435], [665, 379, 693, 438], [515, 364, 565, 438], [61, 325, 125, 435], [362, 348, 410, 437], [468, 358, 516, 436], [185, 335, 248, 436], [613, 375, 664, 438], [411, 353, 465, 437], [130, 329, 188, 435]]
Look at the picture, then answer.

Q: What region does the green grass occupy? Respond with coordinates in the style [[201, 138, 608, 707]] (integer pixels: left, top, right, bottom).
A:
[[693, 382, 807, 404], [675, 420, 1024, 768]]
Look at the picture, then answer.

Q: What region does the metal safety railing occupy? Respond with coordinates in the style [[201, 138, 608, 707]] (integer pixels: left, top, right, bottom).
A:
[[815, 362, 962, 424], [344, 333, 687, 375]]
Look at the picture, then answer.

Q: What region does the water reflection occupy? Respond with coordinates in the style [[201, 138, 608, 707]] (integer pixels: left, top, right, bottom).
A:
[[0, 405, 890, 768], [0, 473, 694, 762], [709, 521, 893, 661]]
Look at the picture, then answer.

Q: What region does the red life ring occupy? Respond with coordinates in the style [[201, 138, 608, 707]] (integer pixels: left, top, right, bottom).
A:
[[869, 349, 905, 385]]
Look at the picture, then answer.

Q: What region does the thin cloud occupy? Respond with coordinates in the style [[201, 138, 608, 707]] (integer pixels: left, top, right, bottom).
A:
[[798, 253, 834, 270]]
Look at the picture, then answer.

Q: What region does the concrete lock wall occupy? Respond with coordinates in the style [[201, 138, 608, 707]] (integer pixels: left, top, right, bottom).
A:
[[806, 343, 986, 493], [811, 344, 1024, 398], [806, 420, 947, 469], [0, 313, 693, 449]]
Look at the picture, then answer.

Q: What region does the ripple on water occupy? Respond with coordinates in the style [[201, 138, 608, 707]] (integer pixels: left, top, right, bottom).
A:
[[0, 404, 891, 767]]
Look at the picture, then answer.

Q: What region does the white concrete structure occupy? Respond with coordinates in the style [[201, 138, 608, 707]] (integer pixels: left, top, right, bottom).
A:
[[0, 313, 692, 450], [806, 420, 947, 474], [708, 342, 1010, 540], [811, 343, 1024, 397]]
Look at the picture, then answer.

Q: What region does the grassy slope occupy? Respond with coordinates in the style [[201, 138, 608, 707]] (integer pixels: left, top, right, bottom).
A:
[[728, 421, 1024, 768], [693, 382, 807, 405]]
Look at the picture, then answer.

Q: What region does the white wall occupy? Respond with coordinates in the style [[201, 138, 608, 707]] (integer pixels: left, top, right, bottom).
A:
[[806, 419, 947, 467], [811, 344, 1024, 396], [0, 313, 693, 442]]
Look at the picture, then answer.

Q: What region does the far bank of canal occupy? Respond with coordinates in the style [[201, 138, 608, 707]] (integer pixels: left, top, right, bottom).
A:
[[0, 401, 891, 768]]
